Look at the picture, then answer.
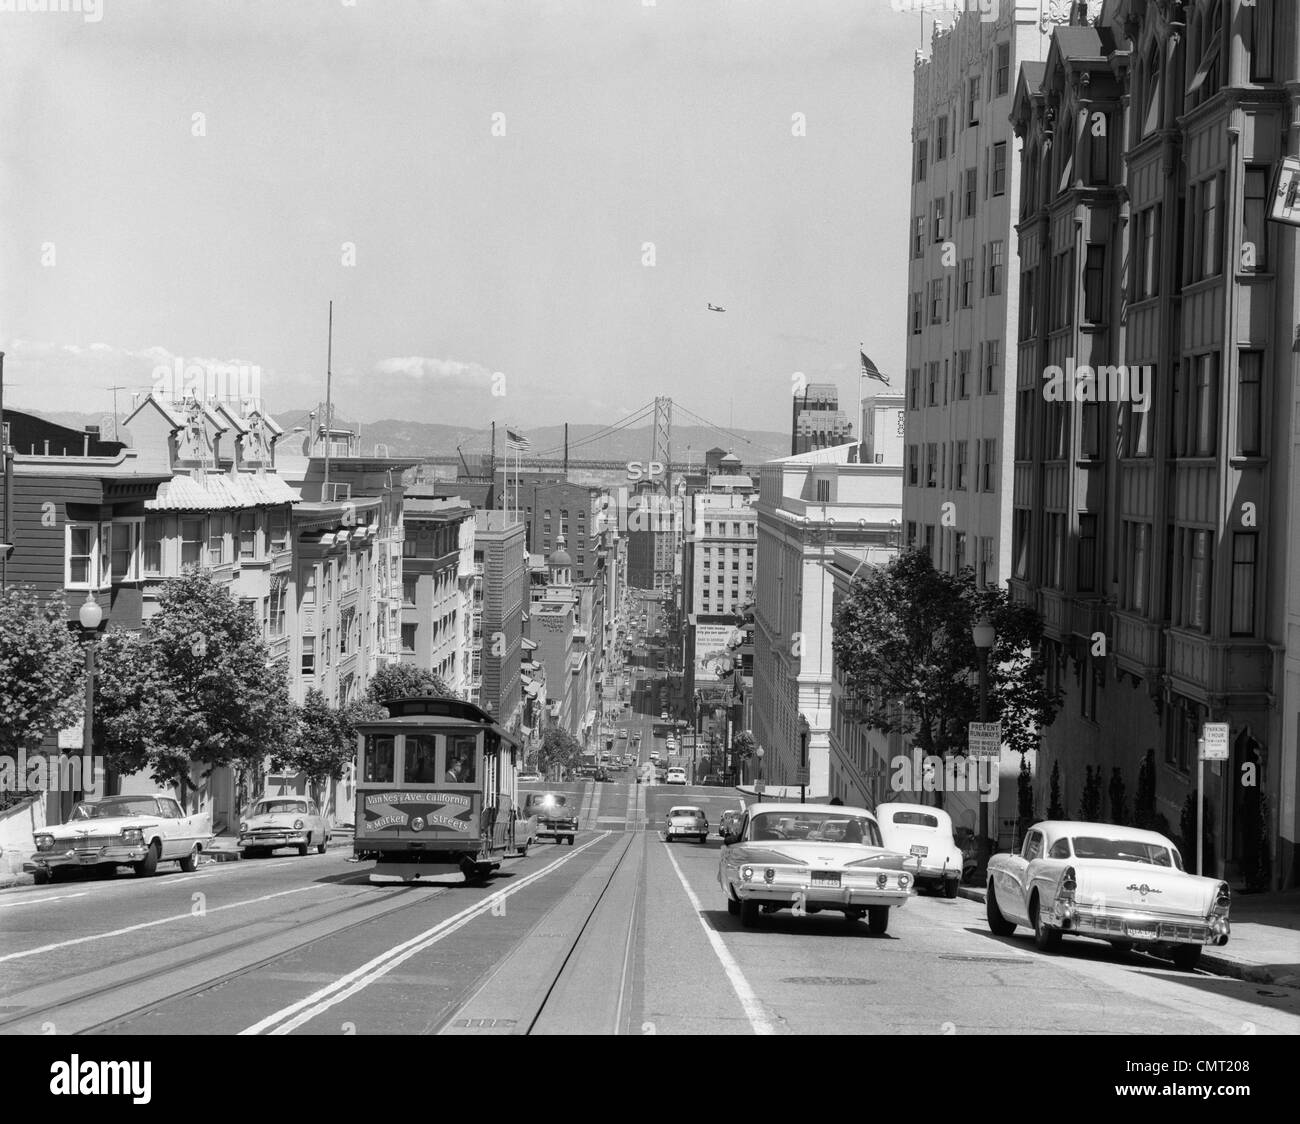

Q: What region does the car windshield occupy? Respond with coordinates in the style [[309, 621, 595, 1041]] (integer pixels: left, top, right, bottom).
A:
[[669, 808, 700, 818], [255, 800, 307, 815], [892, 811, 940, 828], [71, 797, 159, 820], [1067, 836, 1177, 866], [527, 794, 567, 808], [748, 811, 881, 847]]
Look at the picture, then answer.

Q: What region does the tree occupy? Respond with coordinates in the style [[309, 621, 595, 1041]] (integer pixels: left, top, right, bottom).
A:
[[94, 570, 298, 807], [1108, 767, 1129, 826], [1047, 759, 1065, 819], [0, 587, 85, 811], [364, 662, 455, 712], [1180, 793, 1214, 872], [537, 726, 582, 779], [833, 549, 1060, 771], [1015, 755, 1036, 847], [730, 730, 756, 768], [1078, 765, 1102, 821], [272, 690, 352, 808]]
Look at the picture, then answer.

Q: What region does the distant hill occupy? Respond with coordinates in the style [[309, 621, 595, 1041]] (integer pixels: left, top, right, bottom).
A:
[[21, 405, 791, 465]]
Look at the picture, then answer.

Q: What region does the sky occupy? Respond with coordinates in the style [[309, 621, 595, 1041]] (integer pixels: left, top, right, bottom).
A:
[[0, 0, 925, 438]]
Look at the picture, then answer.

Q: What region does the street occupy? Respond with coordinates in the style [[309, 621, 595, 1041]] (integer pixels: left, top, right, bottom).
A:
[[2, 779, 1295, 1037]]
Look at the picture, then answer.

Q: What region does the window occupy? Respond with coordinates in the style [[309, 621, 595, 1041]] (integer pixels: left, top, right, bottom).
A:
[[1088, 115, 1109, 184], [208, 518, 227, 566], [980, 537, 995, 588], [991, 142, 1007, 196], [955, 441, 968, 490], [967, 77, 980, 124], [983, 339, 1000, 394], [925, 443, 938, 487], [268, 578, 286, 637], [910, 292, 922, 335], [239, 512, 257, 560], [143, 516, 164, 575], [1184, 529, 1212, 632], [907, 446, 919, 487], [1019, 267, 1036, 339], [924, 524, 935, 560], [935, 117, 948, 162], [302, 637, 316, 676], [1047, 512, 1066, 590], [960, 258, 974, 308], [1083, 244, 1106, 322], [181, 518, 204, 568], [67, 524, 101, 588], [927, 362, 938, 406], [1015, 388, 1035, 459], [1187, 12, 1223, 101], [958, 350, 970, 397], [964, 166, 977, 219], [1181, 353, 1219, 457], [1081, 402, 1102, 460], [1125, 522, 1150, 613], [912, 214, 924, 258], [1230, 533, 1257, 636], [954, 532, 967, 571], [988, 240, 1004, 296], [403, 575, 417, 605], [931, 197, 946, 243], [914, 138, 928, 183], [1237, 351, 1263, 457], [111, 520, 140, 582], [980, 438, 996, 493], [1142, 43, 1161, 136], [906, 521, 918, 548], [995, 42, 1010, 96], [1124, 387, 1152, 458], [1251, 0, 1274, 82], [1077, 514, 1098, 592], [1190, 174, 1223, 281], [815, 479, 831, 503], [907, 368, 920, 410], [1242, 169, 1268, 273], [929, 278, 944, 324], [1012, 510, 1029, 579], [1137, 206, 1160, 299]]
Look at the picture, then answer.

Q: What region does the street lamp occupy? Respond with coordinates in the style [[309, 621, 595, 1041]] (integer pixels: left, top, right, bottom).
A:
[[972, 614, 996, 872], [74, 592, 104, 821], [754, 745, 765, 802]]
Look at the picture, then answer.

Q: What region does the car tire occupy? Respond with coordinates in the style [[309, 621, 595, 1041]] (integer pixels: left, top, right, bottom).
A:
[[1171, 944, 1202, 972], [845, 908, 865, 923], [299, 837, 311, 856], [134, 841, 160, 878], [986, 882, 1017, 936], [32, 868, 50, 886], [740, 899, 760, 928], [727, 894, 740, 916], [867, 906, 890, 935], [179, 845, 200, 873], [317, 836, 328, 855], [1030, 894, 1061, 951], [943, 877, 959, 899]]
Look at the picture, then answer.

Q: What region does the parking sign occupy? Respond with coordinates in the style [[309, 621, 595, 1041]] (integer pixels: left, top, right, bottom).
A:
[[1201, 723, 1229, 761]]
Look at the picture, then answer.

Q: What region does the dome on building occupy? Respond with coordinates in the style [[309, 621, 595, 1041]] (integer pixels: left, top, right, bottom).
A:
[[721, 451, 742, 467], [548, 538, 573, 568]]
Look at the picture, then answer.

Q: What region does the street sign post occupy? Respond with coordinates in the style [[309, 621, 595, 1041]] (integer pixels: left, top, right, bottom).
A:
[[968, 721, 1002, 759], [1198, 722, 1230, 875]]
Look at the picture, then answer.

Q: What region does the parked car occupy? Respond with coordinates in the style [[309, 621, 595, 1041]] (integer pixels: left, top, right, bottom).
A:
[[985, 820, 1231, 971], [240, 795, 330, 857], [665, 767, 687, 785], [718, 809, 744, 838], [517, 771, 544, 783], [665, 806, 709, 843], [875, 802, 963, 898], [31, 794, 213, 883], [718, 803, 913, 933], [523, 792, 578, 845]]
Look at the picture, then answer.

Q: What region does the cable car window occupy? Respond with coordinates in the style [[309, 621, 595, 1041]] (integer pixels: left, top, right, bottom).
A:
[[405, 734, 439, 783], [365, 736, 395, 783], [446, 734, 477, 784]]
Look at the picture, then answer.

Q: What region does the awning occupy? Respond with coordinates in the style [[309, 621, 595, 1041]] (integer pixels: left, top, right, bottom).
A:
[[521, 637, 538, 651], [146, 471, 300, 511]]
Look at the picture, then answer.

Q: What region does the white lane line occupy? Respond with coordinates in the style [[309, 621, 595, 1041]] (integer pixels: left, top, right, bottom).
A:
[[243, 833, 611, 1035], [0, 885, 323, 964], [0, 892, 89, 909], [660, 842, 776, 1035]]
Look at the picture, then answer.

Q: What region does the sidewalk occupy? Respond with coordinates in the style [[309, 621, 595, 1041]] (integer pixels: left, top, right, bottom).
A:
[[958, 883, 1300, 986]]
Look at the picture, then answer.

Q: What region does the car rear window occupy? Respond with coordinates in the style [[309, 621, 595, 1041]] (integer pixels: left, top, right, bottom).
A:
[[527, 794, 567, 807], [669, 808, 700, 817], [892, 812, 940, 828]]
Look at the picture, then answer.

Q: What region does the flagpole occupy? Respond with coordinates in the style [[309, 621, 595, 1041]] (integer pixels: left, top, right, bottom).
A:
[[857, 342, 864, 448]]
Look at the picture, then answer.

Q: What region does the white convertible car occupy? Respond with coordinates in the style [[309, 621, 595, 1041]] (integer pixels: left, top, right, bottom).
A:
[[719, 803, 913, 933], [31, 794, 213, 883], [985, 820, 1230, 971]]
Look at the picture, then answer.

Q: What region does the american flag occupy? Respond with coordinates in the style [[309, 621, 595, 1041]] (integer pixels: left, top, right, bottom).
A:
[[506, 428, 529, 452], [860, 349, 889, 386]]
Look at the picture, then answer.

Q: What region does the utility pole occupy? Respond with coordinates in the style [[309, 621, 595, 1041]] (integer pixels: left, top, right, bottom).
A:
[[322, 300, 333, 503], [563, 422, 568, 479]]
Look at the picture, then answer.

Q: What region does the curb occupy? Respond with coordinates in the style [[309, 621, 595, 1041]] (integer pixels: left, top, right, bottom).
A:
[[207, 832, 355, 862], [954, 883, 1291, 986]]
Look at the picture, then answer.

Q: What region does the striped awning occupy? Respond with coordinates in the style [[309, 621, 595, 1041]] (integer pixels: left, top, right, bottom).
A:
[[146, 472, 300, 511]]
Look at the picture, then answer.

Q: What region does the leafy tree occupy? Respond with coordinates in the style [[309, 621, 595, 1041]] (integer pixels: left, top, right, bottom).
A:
[[94, 570, 298, 808], [832, 550, 1060, 780], [0, 586, 85, 765], [364, 662, 454, 712], [272, 689, 351, 808], [537, 726, 582, 779], [1078, 765, 1102, 821], [1047, 759, 1065, 818], [1108, 767, 1129, 826], [1016, 755, 1036, 846]]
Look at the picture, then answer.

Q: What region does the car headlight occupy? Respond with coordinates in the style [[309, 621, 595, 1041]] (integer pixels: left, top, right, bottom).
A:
[[899, 873, 912, 890], [741, 866, 754, 881], [121, 827, 144, 845], [877, 873, 888, 888], [240, 822, 248, 834], [34, 834, 54, 853], [293, 819, 304, 831]]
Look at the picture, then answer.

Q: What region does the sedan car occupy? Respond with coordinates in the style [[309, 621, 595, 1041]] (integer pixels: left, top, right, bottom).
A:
[[665, 806, 708, 843], [875, 802, 964, 898], [523, 791, 578, 845], [665, 767, 687, 785], [719, 803, 913, 933], [986, 820, 1230, 971], [718, 809, 744, 839], [240, 795, 329, 857], [31, 794, 212, 883]]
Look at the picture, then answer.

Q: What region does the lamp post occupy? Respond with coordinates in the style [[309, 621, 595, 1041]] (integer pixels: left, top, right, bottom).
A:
[[754, 745, 765, 802], [972, 614, 996, 873], [74, 591, 104, 822]]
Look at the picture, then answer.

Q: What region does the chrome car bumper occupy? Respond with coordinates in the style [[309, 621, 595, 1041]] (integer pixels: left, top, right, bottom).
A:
[[733, 883, 909, 908], [667, 825, 704, 835], [240, 833, 308, 847], [1052, 901, 1230, 946], [36, 844, 149, 869], [536, 823, 576, 838]]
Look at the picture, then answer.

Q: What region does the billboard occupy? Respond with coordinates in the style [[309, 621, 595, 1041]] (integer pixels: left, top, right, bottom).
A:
[[694, 622, 745, 681]]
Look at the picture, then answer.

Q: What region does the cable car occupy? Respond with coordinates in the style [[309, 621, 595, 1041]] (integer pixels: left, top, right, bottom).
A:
[[353, 696, 524, 884]]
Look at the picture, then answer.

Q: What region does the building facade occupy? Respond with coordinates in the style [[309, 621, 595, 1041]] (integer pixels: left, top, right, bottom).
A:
[[791, 383, 853, 456], [399, 495, 475, 692], [471, 510, 527, 733]]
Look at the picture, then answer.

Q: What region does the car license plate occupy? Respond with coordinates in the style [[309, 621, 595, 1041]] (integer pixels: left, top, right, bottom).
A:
[[811, 871, 840, 887], [1126, 925, 1158, 939], [910, 844, 929, 857]]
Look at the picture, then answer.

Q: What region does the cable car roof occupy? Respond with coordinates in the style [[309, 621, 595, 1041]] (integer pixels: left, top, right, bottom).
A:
[[352, 695, 521, 748]]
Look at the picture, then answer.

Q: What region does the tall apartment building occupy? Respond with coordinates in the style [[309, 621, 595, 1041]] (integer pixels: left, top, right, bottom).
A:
[[399, 494, 475, 693], [471, 510, 527, 732], [752, 446, 903, 796], [902, 4, 1057, 585], [1009, 0, 1298, 888], [790, 383, 853, 455]]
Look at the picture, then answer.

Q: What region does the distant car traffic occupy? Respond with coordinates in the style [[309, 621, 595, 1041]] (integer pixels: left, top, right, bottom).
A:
[[523, 792, 578, 845], [875, 802, 964, 898], [665, 806, 709, 843], [665, 767, 687, 785], [517, 771, 544, 783], [649, 749, 660, 763], [660, 711, 669, 721], [718, 803, 913, 933], [240, 795, 330, 858], [985, 821, 1230, 971], [718, 809, 743, 838]]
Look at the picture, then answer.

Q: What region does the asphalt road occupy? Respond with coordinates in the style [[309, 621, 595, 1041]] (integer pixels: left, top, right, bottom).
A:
[[2, 780, 1296, 1036]]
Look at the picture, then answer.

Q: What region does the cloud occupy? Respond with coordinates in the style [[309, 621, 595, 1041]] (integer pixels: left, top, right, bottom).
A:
[[374, 356, 496, 382]]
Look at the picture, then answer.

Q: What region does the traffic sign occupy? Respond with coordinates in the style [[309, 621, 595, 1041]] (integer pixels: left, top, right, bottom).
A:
[[1201, 722, 1229, 761], [794, 765, 810, 786], [968, 721, 1002, 759], [754, 781, 765, 794]]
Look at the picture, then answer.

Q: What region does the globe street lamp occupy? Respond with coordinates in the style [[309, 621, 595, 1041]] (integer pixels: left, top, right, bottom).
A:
[[74, 591, 104, 821], [754, 745, 765, 802], [972, 614, 996, 872]]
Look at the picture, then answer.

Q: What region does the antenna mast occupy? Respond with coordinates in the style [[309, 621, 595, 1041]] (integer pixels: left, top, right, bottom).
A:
[[322, 300, 333, 502]]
